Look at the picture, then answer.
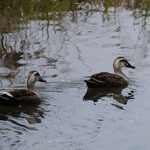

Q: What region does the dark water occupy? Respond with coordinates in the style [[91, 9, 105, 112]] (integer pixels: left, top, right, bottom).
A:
[[1, 0, 150, 149]]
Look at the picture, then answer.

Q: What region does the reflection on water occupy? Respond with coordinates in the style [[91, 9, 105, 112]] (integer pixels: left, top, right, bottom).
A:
[[0, 0, 150, 149], [1, 0, 150, 33], [0, 104, 45, 125], [0, 34, 22, 66], [0, 104, 46, 149], [83, 87, 135, 109], [0, 104, 45, 148]]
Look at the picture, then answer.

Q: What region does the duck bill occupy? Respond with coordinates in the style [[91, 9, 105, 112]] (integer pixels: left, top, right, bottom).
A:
[[126, 63, 136, 69], [39, 78, 47, 82]]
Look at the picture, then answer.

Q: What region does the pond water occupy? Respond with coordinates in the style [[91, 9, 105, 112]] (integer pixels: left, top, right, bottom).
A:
[[1, 0, 150, 150]]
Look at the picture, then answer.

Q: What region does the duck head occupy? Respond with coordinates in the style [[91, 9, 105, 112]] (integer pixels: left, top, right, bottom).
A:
[[113, 57, 136, 73], [27, 71, 47, 89]]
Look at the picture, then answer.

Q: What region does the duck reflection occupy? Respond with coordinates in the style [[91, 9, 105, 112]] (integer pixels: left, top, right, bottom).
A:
[[83, 87, 135, 109], [0, 105, 45, 125]]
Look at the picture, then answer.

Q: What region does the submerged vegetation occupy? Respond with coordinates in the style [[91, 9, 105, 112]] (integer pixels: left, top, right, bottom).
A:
[[1, 0, 150, 61], [0, 0, 150, 33]]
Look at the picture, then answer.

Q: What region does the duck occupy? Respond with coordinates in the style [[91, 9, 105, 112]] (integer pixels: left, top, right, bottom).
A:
[[84, 57, 136, 88], [0, 71, 47, 106]]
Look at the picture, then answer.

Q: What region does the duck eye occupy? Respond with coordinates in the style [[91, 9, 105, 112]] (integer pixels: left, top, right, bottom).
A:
[[121, 59, 127, 63], [34, 72, 40, 76], [120, 59, 128, 66]]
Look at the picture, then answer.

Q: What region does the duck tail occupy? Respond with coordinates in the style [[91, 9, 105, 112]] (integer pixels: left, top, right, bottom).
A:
[[84, 80, 101, 88]]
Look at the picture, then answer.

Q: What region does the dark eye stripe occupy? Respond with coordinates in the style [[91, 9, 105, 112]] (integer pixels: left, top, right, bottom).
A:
[[34, 72, 40, 76], [118, 57, 124, 59], [31, 71, 40, 76], [121, 60, 127, 62], [120, 59, 128, 63], [29, 71, 41, 78]]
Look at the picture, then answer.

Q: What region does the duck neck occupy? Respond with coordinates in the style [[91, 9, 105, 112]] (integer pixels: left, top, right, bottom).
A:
[[114, 68, 128, 81], [27, 81, 36, 90], [27, 85, 35, 90]]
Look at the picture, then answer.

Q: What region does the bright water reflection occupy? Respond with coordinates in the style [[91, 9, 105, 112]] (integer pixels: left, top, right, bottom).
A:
[[1, 0, 150, 150], [83, 87, 135, 107]]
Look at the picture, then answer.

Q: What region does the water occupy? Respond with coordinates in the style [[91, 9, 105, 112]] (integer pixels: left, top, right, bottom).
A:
[[1, 0, 150, 150]]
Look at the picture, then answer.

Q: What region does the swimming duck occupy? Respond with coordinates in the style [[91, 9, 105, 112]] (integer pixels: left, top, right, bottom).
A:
[[84, 57, 136, 88], [0, 71, 47, 106]]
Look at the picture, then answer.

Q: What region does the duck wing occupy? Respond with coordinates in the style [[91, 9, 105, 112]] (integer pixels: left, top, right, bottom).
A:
[[0, 89, 41, 105], [84, 72, 128, 88]]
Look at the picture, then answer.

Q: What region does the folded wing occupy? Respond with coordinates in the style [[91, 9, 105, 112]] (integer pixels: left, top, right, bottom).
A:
[[84, 72, 128, 88]]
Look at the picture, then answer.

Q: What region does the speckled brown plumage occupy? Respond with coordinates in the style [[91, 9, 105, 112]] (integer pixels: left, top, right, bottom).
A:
[[0, 89, 41, 105], [0, 71, 46, 106], [84, 57, 135, 88], [85, 72, 128, 88]]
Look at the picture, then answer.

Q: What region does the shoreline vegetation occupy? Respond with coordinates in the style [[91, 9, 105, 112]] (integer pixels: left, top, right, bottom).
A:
[[0, 0, 150, 33]]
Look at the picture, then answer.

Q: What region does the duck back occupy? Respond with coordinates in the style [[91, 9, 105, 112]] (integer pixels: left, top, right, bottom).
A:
[[0, 89, 41, 106], [84, 72, 128, 88]]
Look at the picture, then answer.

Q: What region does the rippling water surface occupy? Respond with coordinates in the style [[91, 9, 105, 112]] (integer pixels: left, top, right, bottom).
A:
[[1, 0, 150, 150]]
